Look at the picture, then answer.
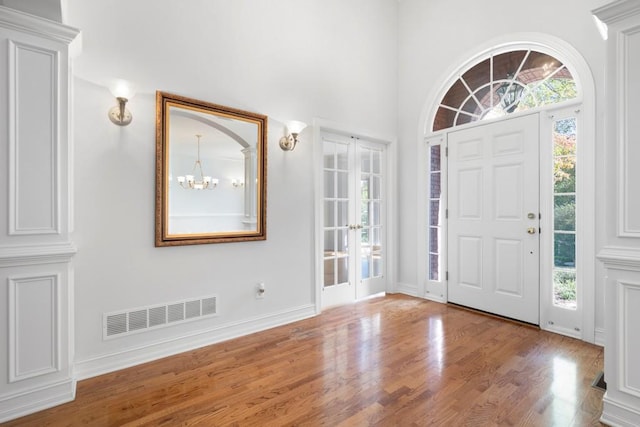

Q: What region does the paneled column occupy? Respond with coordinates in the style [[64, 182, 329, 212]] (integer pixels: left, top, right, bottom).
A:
[[594, 1, 640, 426], [0, 6, 80, 422]]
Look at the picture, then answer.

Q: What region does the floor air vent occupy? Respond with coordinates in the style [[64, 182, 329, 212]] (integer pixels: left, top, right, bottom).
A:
[[104, 295, 218, 339]]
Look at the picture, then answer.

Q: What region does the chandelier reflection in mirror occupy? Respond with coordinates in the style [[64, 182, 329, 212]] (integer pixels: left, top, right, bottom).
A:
[[177, 134, 219, 190]]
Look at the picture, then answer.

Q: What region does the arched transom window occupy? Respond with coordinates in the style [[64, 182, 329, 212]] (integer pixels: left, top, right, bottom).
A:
[[433, 50, 577, 132]]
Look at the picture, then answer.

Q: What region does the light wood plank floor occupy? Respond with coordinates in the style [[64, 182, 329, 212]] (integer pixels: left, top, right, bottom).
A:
[[5, 294, 604, 426]]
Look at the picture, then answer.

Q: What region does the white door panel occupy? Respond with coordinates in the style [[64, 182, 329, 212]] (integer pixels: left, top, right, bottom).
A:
[[448, 114, 540, 324]]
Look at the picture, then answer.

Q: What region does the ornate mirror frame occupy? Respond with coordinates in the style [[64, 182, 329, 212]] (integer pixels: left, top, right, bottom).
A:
[[155, 91, 267, 246]]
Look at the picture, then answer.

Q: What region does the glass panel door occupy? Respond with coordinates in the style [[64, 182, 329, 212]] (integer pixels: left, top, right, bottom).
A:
[[323, 140, 351, 288], [356, 146, 384, 292], [321, 133, 387, 307]]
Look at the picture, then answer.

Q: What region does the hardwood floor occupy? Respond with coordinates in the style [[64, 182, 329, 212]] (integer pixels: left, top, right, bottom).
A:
[[5, 294, 604, 426]]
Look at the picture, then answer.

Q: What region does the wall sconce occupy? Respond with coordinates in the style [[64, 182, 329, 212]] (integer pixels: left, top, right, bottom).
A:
[[279, 120, 307, 151], [108, 79, 136, 126], [231, 179, 244, 188]]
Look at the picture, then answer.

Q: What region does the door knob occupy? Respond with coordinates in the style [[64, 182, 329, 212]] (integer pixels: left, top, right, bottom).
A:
[[527, 227, 536, 234]]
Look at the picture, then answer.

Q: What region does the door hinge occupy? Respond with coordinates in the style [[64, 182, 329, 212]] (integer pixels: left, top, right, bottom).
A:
[[539, 227, 542, 234], [446, 271, 449, 281], [445, 209, 448, 219], [445, 146, 449, 157]]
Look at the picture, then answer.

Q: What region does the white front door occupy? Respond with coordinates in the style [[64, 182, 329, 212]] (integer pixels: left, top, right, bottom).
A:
[[321, 132, 386, 308], [448, 114, 540, 324]]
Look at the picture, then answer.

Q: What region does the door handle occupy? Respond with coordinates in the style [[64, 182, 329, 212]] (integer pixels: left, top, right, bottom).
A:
[[527, 227, 536, 235]]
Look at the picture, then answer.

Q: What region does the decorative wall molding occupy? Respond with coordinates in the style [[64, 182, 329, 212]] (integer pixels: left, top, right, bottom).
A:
[[0, 378, 75, 423], [8, 274, 60, 383], [617, 24, 640, 237], [0, 243, 77, 267], [0, 6, 79, 44], [597, 246, 640, 271], [618, 280, 640, 398], [74, 304, 316, 381], [0, 7, 79, 423], [593, 0, 640, 26], [8, 40, 60, 235], [601, 395, 640, 427]]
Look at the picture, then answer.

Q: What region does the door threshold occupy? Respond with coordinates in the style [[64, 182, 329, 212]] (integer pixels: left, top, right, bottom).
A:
[[447, 302, 540, 329]]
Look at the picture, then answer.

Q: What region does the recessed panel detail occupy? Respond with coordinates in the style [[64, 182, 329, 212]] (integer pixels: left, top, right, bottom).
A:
[[458, 168, 482, 220], [494, 163, 523, 220], [493, 131, 523, 156], [9, 41, 59, 235], [457, 138, 483, 161], [9, 274, 59, 382], [495, 239, 523, 296], [621, 281, 640, 397], [459, 236, 482, 289]]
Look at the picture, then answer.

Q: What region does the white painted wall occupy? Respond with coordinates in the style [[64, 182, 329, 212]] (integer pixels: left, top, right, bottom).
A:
[[65, 0, 397, 377], [397, 0, 610, 336]]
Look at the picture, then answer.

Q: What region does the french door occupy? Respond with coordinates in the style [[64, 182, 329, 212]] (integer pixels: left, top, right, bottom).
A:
[[448, 114, 540, 324], [321, 132, 386, 308]]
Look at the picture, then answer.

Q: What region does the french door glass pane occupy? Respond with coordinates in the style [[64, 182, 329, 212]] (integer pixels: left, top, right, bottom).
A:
[[371, 176, 381, 199], [361, 256, 371, 279], [337, 171, 348, 198], [324, 259, 335, 287], [337, 257, 349, 284], [324, 171, 335, 198], [361, 177, 370, 199], [324, 151, 335, 169], [324, 230, 335, 251], [337, 147, 348, 170], [361, 202, 369, 226], [371, 201, 380, 226], [337, 201, 348, 227], [372, 151, 381, 174], [324, 200, 335, 227], [337, 229, 349, 253], [361, 150, 371, 172], [372, 227, 380, 246]]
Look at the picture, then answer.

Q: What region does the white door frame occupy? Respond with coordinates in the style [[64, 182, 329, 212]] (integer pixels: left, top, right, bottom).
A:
[[416, 33, 596, 343], [312, 118, 397, 313]]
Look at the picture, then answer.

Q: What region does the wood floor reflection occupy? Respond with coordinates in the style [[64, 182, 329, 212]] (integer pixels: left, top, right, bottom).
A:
[[5, 294, 604, 426]]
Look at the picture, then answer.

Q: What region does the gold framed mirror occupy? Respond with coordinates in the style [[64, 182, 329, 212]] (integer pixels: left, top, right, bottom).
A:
[[155, 91, 267, 246]]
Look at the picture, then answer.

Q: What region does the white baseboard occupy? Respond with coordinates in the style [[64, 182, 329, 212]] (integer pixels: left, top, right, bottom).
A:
[[601, 395, 640, 427], [0, 379, 75, 423], [424, 293, 446, 303], [395, 282, 418, 297], [595, 327, 605, 347], [75, 304, 316, 381]]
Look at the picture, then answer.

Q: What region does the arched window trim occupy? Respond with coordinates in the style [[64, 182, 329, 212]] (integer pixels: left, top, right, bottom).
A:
[[427, 42, 585, 134]]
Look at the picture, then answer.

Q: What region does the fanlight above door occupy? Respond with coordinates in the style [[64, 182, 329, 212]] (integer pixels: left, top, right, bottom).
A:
[[155, 91, 267, 246]]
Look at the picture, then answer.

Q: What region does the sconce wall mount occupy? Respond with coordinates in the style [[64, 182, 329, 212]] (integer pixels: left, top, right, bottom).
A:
[[108, 79, 136, 126], [279, 120, 307, 151], [109, 97, 132, 126]]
